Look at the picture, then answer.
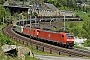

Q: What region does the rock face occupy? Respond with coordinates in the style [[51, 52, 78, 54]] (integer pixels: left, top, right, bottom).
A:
[[39, 19, 63, 31], [2, 44, 17, 56], [2, 44, 17, 53], [2, 44, 34, 58], [17, 46, 34, 58]]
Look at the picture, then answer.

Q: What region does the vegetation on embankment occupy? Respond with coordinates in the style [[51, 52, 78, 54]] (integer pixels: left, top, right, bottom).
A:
[[0, 24, 41, 60]]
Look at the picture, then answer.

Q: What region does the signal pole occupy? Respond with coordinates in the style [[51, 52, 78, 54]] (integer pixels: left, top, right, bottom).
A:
[[3, 17, 4, 25], [29, 5, 33, 44], [35, 16, 37, 27], [64, 15, 65, 31]]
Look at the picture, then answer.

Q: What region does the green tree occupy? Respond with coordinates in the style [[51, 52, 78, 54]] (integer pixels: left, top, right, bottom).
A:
[[0, 6, 10, 24], [40, 0, 44, 3], [69, 22, 77, 28], [0, 0, 5, 4], [70, 26, 83, 37], [83, 20, 90, 36], [84, 39, 90, 46], [82, 19, 90, 46], [47, 0, 77, 10], [61, 0, 67, 6]]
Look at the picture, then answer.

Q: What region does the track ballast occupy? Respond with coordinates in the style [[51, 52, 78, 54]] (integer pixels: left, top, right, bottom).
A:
[[2, 25, 90, 57]]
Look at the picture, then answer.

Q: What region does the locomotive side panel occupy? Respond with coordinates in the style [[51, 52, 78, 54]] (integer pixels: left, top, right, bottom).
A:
[[50, 33, 64, 44], [38, 30, 46, 40], [44, 31, 52, 40]]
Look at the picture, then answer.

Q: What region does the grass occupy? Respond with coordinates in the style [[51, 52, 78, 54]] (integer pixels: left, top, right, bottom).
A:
[[65, 21, 84, 28], [0, 24, 40, 60], [75, 11, 90, 20]]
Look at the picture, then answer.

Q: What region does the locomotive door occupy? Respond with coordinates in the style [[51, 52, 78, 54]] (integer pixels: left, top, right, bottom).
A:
[[36, 29, 40, 37], [33, 29, 40, 37], [60, 34, 64, 43]]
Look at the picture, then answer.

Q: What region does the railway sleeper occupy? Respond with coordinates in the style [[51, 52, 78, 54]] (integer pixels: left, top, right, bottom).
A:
[[4, 25, 90, 57], [51, 49, 60, 54]]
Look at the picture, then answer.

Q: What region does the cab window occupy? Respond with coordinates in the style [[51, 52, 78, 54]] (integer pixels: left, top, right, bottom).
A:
[[37, 30, 40, 32], [66, 35, 74, 38], [66, 33, 74, 38]]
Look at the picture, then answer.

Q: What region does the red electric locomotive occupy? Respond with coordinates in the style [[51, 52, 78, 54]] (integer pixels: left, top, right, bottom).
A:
[[23, 27, 74, 48], [23, 26, 41, 38], [38, 29, 74, 48]]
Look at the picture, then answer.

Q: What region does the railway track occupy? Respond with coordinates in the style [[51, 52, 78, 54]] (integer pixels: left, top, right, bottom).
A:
[[73, 48, 90, 55], [2, 25, 90, 57]]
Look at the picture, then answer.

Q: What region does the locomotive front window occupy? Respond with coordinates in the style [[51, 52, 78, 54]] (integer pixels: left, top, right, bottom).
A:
[[62, 35, 64, 37], [66, 33, 74, 38], [66, 35, 74, 38], [37, 30, 40, 32]]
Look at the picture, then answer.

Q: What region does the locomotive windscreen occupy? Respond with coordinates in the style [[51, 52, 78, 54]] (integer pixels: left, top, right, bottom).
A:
[[66, 33, 74, 38]]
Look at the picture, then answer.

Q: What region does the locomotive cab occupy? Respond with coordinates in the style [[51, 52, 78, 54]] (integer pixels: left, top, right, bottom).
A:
[[60, 32, 74, 48], [66, 33, 74, 47], [32, 28, 41, 38]]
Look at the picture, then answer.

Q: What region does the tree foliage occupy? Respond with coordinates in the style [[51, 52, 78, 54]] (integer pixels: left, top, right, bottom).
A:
[[0, 31, 15, 45], [0, 6, 10, 24], [43, 0, 90, 12], [83, 20, 90, 37], [46, 0, 77, 9], [82, 20, 90, 46], [69, 22, 77, 28], [84, 39, 90, 46], [0, 0, 5, 4], [70, 26, 81, 37]]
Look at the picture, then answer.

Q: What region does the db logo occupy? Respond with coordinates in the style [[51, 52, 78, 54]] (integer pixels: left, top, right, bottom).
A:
[[48, 34, 51, 37]]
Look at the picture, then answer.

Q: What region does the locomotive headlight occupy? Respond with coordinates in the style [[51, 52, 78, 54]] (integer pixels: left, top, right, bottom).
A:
[[67, 39, 70, 41], [67, 39, 74, 41], [71, 39, 74, 41]]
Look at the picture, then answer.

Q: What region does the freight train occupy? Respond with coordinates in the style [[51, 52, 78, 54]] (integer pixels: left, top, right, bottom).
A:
[[14, 25, 74, 48]]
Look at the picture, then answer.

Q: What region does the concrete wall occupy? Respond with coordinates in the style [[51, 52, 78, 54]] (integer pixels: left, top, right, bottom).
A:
[[32, 9, 60, 16]]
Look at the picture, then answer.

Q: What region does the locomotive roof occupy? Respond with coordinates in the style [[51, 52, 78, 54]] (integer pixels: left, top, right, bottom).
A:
[[66, 33, 73, 35], [42, 28, 53, 32], [23, 27, 72, 34], [42, 28, 61, 33]]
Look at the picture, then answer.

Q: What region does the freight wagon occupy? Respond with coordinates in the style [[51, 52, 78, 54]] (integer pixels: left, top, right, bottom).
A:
[[16, 25, 23, 33]]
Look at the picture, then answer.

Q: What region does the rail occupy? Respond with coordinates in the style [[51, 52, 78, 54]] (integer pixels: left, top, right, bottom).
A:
[[2, 25, 90, 57]]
